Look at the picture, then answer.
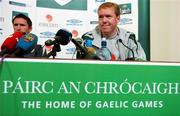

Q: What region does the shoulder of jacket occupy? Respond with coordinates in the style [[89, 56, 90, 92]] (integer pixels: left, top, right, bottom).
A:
[[119, 28, 136, 41], [119, 28, 134, 37]]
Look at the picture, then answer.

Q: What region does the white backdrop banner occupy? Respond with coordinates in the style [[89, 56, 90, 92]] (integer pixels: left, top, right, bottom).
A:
[[0, 0, 138, 59]]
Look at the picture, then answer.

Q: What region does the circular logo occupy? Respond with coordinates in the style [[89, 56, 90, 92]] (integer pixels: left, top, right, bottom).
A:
[[72, 30, 78, 37], [46, 14, 53, 22]]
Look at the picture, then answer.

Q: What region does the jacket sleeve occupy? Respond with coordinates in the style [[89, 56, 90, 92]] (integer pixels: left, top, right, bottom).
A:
[[128, 34, 146, 61]]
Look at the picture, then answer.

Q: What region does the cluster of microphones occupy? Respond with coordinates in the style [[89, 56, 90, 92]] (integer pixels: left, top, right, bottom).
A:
[[0, 29, 101, 59], [0, 29, 135, 60], [0, 32, 38, 57], [44, 29, 101, 59]]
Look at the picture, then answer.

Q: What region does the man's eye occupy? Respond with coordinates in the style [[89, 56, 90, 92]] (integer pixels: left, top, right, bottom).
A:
[[14, 24, 25, 26], [106, 15, 112, 18]]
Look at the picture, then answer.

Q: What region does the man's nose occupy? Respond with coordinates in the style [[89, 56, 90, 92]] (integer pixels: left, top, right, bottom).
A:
[[16, 25, 22, 31], [102, 17, 108, 22]]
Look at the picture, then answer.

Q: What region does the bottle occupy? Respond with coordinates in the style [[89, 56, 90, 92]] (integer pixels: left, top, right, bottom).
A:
[[96, 37, 111, 60]]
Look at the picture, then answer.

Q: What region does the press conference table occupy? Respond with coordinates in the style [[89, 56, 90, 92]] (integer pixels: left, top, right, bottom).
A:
[[0, 58, 180, 116]]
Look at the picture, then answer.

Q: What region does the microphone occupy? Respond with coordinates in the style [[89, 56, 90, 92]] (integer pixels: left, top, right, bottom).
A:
[[44, 29, 72, 58], [11, 33, 38, 57], [72, 38, 100, 60], [118, 39, 135, 60], [45, 39, 54, 46], [75, 37, 83, 44], [45, 29, 72, 46], [0, 32, 24, 56], [72, 38, 86, 59], [71, 38, 88, 55]]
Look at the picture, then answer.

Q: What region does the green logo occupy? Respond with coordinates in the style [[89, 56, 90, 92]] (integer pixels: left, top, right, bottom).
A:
[[12, 11, 28, 19], [120, 3, 132, 15], [37, 0, 87, 10]]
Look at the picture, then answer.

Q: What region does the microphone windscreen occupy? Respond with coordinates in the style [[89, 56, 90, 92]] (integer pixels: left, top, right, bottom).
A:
[[71, 38, 88, 54], [1, 32, 24, 52], [17, 33, 38, 51], [55, 29, 72, 45], [76, 38, 83, 44], [45, 39, 54, 46], [82, 32, 94, 40]]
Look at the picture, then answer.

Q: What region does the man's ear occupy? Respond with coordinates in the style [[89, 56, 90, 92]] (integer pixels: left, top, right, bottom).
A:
[[29, 26, 32, 33], [116, 15, 120, 22]]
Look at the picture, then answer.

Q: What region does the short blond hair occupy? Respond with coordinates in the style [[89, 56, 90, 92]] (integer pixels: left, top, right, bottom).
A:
[[98, 2, 120, 16]]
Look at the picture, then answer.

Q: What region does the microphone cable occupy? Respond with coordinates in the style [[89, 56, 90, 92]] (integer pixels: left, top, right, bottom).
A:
[[117, 38, 135, 60]]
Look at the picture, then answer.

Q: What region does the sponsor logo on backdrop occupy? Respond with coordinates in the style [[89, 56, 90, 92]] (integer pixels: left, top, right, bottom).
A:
[[12, 11, 28, 19], [66, 19, 83, 26], [9, 1, 30, 7], [71, 30, 79, 38], [119, 18, 133, 25], [90, 21, 98, 25], [39, 31, 55, 38], [120, 3, 132, 15], [0, 27, 3, 35], [0, 15, 3, 36], [66, 47, 76, 54], [39, 23, 59, 28], [0, 17, 4, 22], [39, 15, 59, 28], [95, 0, 105, 2], [37, 0, 87, 10], [54, 0, 72, 6], [45, 45, 53, 52], [93, 8, 98, 13], [46, 14, 53, 22]]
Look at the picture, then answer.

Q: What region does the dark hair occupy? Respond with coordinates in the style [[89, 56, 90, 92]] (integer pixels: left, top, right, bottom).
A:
[[98, 2, 120, 16], [12, 13, 32, 27]]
